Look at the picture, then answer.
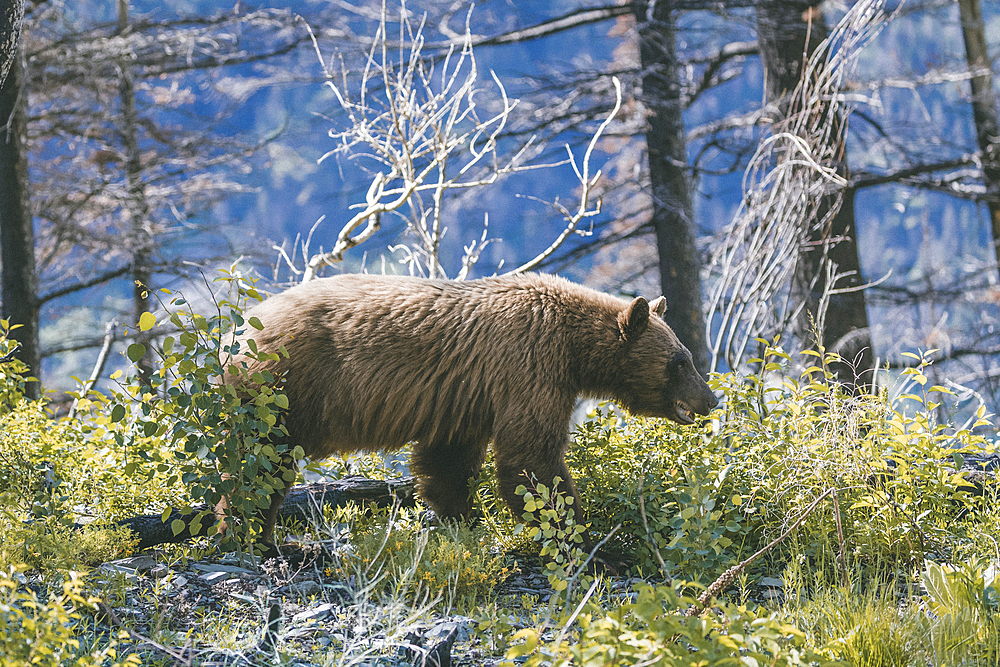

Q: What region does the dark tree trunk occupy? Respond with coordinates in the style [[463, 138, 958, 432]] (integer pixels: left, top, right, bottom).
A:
[[0, 45, 39, 398], [756, 0, 873, 392], [633, 0, 710, 375], [957, 0, 1000, 268], [117, 0, 153, 385]]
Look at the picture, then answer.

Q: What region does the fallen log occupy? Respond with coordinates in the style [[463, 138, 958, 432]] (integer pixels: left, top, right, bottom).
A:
[[116, 475, 416, 551]]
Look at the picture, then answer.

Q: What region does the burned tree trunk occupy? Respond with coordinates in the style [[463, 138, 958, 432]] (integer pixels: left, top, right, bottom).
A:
[[0, 40, 39, 398], [957, 0, 1000, 269], [633, 0, 710, 374]]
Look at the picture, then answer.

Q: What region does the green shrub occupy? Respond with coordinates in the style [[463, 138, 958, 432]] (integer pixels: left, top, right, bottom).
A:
[[105, 270, 299, 549], [569, 407, 747, 581], [0, 566, 138, 667], [0, 347, 144, 570], [504, 581, 837, 666], [513, 476, 589, 590], [564, 341, 991, 583], [0, 321, 36, 411]]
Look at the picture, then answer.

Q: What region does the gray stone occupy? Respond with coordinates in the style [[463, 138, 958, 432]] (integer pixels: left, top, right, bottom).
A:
[[200, 570, 231, 584], [149, 564, 169, 579], [192, 562, 258, 576], [110, 555, 157, 574], [292, 602, 337, 624], [758, 577, 784, 588], [425, 616, 476, 644], [294, 580, 322, 597]]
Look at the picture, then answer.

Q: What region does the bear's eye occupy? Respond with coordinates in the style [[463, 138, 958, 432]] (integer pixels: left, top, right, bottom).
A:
[[669, 351, 688, 369]]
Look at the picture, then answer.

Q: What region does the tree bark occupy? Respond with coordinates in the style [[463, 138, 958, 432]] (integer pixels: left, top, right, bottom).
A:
[[633, 0, 710, 374], [117, 0, 153, 386], [957, 0, 1000, 268], [756, 0, 873, 392], [0, 0, 23, 87], [0, 42, 39, 398]]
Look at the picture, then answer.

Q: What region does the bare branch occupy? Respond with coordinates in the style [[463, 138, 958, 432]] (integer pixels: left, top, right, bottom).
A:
[[706, 0, 893, 372], [509, 76, 622, 275]]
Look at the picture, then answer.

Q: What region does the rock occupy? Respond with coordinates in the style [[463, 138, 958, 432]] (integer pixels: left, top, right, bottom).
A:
[[192, 562, 258, 577], [199, 571, 232, 584], [425, 616, 475, 645], [423, 627, 457, 667], [112, 555, 158, 573], [292, 602, 337, 624], [98, 554, 158, 578], [293, 580, 322, 597], [758, 577, 784, 588], [166, 574, 188, 593], [149, 564, 169, 579]]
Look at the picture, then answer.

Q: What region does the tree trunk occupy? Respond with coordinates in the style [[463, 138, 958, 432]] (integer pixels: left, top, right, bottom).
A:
[[957, 0, 1000, 268], [117, 0, 153, 385], [756, 0, 873, 392], [0, 44, 40, 399], [633, 0, 710, 375], [0, 0, 23, 87]]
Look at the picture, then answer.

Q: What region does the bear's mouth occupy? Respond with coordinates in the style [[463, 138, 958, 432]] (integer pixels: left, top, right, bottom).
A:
[[672, 400, 696, 425]]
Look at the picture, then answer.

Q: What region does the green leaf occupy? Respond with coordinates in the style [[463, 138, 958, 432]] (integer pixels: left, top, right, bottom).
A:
[[139, 311, 156, 331], [171, 519, 186, 536], [248, 316, 264, 330], [127, 343, 147, 363], [110, 404, 126, 423]]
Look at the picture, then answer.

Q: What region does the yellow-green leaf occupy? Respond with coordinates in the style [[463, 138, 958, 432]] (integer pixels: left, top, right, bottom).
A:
[[138, 311, 156, 331]]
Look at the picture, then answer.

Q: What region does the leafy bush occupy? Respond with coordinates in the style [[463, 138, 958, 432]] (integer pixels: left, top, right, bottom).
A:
[[0, 321, 34, 410], [0, 566, 138, 667], [513, 477, 589, 590], [564, 341, 991, 584], [569, 408, 747, 581], [105, 270, 299, 548], [0, 344, 141, 571], [504, 581, 836, 666]]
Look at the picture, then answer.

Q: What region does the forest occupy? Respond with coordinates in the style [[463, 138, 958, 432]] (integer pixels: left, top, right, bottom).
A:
[[2, 0, 1000, 665]]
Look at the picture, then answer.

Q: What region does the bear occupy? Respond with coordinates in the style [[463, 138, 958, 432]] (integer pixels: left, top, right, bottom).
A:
[[224, 272, 718, 547]]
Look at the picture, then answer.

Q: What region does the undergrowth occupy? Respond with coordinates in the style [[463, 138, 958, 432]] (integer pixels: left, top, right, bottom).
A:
[[2, 312, 1000, 664]]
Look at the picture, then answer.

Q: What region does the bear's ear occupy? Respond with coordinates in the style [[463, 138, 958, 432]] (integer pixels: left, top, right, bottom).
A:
[[650, 296, 666, 317], [618, 297, 650, 342]]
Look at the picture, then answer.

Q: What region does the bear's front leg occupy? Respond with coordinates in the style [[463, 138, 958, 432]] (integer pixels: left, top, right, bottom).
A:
[[492, 419, 592, 551]]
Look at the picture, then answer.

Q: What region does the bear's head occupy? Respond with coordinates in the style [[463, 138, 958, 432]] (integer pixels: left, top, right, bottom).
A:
[[614, 296, 719, 425]]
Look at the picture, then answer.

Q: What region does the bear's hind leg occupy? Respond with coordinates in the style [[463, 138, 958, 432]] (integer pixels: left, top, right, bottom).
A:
[[410, 438, 489, 521]]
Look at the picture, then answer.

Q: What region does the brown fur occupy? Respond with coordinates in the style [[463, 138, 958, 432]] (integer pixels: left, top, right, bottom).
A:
[[225, 273, 718, 544]]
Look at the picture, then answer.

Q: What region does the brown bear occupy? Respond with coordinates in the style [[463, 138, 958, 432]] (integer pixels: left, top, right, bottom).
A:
[[225, 272, 718, 545]]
